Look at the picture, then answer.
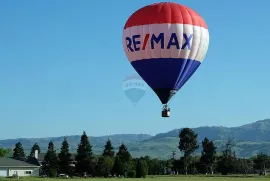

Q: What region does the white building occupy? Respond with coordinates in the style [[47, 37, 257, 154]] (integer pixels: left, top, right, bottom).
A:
[[0, 157, 40, 177]]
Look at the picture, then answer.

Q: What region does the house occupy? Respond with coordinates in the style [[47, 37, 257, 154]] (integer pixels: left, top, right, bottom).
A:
[[0, 157, 40, 177]]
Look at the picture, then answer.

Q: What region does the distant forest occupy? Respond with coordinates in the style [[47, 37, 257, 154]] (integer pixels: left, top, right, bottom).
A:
[[1, 128, 270, 178]]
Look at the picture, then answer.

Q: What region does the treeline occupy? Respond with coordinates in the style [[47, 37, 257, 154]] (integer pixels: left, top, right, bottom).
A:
[[2, 128, 270, 178]]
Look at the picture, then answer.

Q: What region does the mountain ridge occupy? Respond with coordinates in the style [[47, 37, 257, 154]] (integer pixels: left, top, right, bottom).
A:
[[1, 119, 270, 159]]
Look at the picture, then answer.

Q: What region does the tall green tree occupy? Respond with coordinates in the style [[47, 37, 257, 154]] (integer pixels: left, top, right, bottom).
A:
[[42, 141, 59, 177], [75, 131, 94, 176], [111, 155, 124, 176], [200, 137, 217, 174], [178, 128, 199, 175], [116, 143, 132, 174], [0, 147, 11, 157], [13, 142, 25, 159], [117, 143, 132, 162], [29, 143, 40, 157], [136, 159, 148, 178], [58, 137, 72, 175], [96, 156, 114, 177], [102, 139, 115, 158], [216, 137, 236, 175]]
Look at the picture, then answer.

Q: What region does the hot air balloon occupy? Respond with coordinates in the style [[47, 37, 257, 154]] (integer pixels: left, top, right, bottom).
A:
[[122, 2, 209, 117], [122, 75, 147, 105]]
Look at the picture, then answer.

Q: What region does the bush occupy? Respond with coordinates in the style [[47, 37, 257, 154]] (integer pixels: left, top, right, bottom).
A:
[[127, 170, 136, 178], [48, 168, 57, 177]]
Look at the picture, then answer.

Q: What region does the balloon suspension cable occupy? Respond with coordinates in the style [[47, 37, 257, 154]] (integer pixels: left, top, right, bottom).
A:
[[163, 104, 170, 111], [163, 104, 167, 110]]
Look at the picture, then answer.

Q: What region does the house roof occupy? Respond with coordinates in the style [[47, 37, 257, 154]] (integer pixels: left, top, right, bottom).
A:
[[0, 157, 40, 168], [37, 153, 77, 162]]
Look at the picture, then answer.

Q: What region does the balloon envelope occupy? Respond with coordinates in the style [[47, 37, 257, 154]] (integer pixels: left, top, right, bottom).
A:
[[122, 2, 209, 104]]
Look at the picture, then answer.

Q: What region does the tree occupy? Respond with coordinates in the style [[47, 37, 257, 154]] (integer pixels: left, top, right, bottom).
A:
[[127, 169, 136, 178], [172, 158, 184, 175], [42, 141, 59, 177], [102, 139, 115, 158], [13, 142, 25, 159], [253, 153, 270, 175], [96, 156, 114, 177], [116, 143, 131, 161], [0, 147, 11, 157], [178, 128, 199, 174], [216, 137, 236, 175], [140, 156, 160, 175], [111, 155, 124, 176], [200, 137, 217, 174], [75, 131, 94, 176], [29, 143, 40, 157], [116, 143, 132, 174], [136, 159, 148, 178], [235, 158, 250, 175], [58, 137, 72, 175]]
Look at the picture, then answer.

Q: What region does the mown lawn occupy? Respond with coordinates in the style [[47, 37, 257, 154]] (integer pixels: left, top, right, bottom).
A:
[[0, 175, 270, 181]]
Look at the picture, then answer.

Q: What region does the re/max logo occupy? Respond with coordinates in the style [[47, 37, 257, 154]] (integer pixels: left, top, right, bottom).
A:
[[125, 33, 193, 52]]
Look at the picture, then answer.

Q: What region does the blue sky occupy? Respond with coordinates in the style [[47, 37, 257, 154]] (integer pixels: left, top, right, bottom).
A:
[[0, 0, 270, 139]]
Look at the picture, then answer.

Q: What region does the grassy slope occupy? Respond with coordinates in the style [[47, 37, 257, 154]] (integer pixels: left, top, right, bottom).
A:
[[127, 138, 270, 159]]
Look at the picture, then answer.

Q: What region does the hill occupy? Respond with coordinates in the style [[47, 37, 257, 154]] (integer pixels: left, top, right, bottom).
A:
[[148, 119, 270, 142], [1, 119, 270, 159]]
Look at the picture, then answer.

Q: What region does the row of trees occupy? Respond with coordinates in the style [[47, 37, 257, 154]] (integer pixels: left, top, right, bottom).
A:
[[1, 128, 270, 177], [40, 132, 148, 177]]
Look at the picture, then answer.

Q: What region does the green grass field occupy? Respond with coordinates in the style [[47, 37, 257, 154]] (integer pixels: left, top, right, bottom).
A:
[[1, 175, 270, 181]]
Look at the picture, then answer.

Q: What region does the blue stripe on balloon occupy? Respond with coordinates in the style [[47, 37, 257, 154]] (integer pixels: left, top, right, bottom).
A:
[[131, 58, 201, 90]]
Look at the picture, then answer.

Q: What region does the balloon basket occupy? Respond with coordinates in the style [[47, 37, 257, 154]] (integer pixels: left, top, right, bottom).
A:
[[162, 104, 170, 117]]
